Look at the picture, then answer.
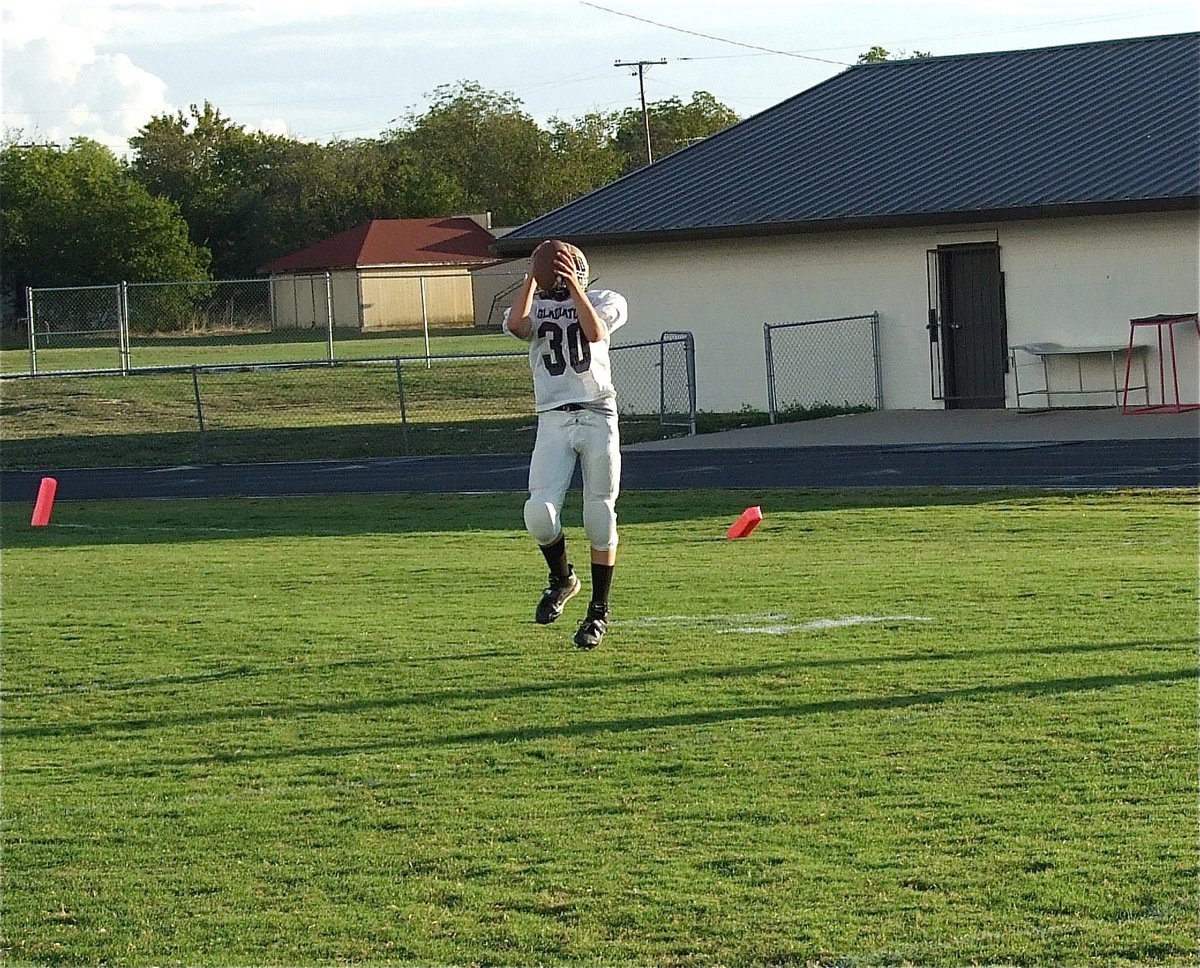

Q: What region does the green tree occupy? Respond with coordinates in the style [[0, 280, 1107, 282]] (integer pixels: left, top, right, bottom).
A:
[[857, 46, 932, 63], [129, 102, 281, 277], [545, 113, 623, 208], [324, 138, 462, 226], [131, 103, 469, 274], [0, 138, 209, 325], [240, 136, 463, 270], [115, 84, 743, 274], [392, 80, 560, 225], [609, 91, 739, 173]]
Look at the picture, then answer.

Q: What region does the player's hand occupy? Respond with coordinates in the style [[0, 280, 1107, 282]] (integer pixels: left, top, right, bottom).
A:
[[553, 250, 581, 290]]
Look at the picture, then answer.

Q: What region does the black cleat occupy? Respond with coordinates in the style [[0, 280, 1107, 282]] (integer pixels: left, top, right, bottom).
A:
[[535, 568, 581, 625], [573, 602, 610, 650]]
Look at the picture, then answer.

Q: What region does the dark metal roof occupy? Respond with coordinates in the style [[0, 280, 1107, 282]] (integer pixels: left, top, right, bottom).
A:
[[495, 32, 1199, 255]]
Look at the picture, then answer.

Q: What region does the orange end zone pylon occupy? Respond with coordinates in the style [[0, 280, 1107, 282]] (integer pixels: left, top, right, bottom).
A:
[[31, 477, 58, 527], [725, 505, 762, 539]]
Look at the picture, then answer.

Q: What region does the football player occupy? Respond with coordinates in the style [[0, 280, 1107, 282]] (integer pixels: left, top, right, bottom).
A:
[[503, 240, 628, 649]]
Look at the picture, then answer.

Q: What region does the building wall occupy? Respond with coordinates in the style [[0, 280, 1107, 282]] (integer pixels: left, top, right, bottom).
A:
[[359, 265, 476, 331], [470, 260, 525, 329], [331, 272, 361, 329], [268, 271, 360, 330], [998, 212, 1198, 408], [588, 211, 1198, 411]]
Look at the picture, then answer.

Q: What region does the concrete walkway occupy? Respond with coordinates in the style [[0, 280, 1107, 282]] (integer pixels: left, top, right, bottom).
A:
[[628, 407, 1200, 451]]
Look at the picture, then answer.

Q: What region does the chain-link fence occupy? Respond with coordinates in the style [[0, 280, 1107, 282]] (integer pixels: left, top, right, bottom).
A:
[[613, 331, 696, 435], [18, 278, 324, 374], [1, 334, 697, 469], [20, 284, 124, 374], [11, 274, 528, 377], [764, 313, 881, 422], [127, 276, 345, 369]]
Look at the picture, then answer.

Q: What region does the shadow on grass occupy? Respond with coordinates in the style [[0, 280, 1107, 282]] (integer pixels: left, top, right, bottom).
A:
[[53, 664, 1197, 774], [1, 649, 522, 700], [1, 423, 527, 470], [8, 639, 1192, 743], [416, 666, 1197, 750], [0, 417, 688, 473], [0, 485, 1085, 548]]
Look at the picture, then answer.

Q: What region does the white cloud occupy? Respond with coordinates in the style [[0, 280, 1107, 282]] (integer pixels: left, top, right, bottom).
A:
[[1, 2, 172, 154], [2, 0, 1194, 151], [248, 116, 290, 137]]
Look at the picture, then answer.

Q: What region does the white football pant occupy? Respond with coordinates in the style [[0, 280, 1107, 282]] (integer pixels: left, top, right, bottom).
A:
[[523, 408, 620, 551]]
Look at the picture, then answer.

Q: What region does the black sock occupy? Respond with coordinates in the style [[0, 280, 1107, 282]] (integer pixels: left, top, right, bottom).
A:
[[590, 562, 614, 611], [539, 534, 570, 581]]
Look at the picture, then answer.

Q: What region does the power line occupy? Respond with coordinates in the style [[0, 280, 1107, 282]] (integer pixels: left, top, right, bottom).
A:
[[580, 1, 852, 67]]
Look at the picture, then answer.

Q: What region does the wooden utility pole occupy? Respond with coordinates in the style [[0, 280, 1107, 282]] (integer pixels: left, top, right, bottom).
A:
[[614, 58, 667, 164]]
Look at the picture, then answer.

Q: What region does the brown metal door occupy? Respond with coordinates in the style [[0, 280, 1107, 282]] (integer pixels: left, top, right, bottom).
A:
[[927, 243, 1007, 409]]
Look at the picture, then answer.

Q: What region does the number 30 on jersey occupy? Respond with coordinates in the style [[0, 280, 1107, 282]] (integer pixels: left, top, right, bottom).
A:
[[538, 320, 591, 375]]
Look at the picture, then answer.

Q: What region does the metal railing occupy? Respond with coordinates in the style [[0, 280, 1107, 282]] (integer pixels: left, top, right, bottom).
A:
[[764, 312, 881, 423], [1, 332, 698, 468]]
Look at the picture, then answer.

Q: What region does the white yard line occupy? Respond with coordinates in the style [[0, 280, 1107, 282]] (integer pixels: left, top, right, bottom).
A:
[[626, 613, 791, 627], [722, 615, 933, 635], [627, 613, 933, 635]]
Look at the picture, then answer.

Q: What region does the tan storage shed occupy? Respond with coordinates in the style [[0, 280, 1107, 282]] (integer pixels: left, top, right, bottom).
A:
[[259, 217, 499, 331]]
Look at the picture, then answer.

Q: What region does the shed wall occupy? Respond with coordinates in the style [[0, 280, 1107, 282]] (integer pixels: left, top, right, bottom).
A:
[[359, 266, 476, 330], [268, 271, 360, 330]]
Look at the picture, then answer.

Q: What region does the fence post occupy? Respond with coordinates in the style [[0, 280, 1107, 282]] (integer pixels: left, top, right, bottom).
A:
[[684, 332, 697, 435], [191, 365, 208, 462], [764, 323, 777, 424], [658, 335, 666, 420], [25, 286, 36, 375], [870, 311, 883, 410], [118, 281, 131, 374], [419, 275, 431, 367], [324, 271, 335, 363], [394, 357, 410, 456]]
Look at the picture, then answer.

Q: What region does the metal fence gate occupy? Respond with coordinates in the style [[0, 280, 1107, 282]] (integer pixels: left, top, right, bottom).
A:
[[23, 283, 124, 374], [763, 313, 881, 423], [611, 331, 697, 436]]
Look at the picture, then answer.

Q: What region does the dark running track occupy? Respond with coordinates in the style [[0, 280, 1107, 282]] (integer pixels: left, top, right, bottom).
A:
[[1, 438, 1196, 504]]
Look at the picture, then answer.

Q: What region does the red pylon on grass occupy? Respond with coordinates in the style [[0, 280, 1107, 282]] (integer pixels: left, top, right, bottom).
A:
[[726, 505, 762, 539], [31, 477, 58, 527]]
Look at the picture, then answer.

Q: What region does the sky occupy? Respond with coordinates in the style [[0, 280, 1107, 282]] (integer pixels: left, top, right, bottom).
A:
[[1, 0, 1196, 155]]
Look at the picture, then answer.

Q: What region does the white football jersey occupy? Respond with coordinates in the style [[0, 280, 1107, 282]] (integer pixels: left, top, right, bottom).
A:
[[504, 289, 628, 413]]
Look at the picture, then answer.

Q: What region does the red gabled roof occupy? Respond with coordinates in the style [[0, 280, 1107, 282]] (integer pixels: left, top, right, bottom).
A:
[[258, 217, 498, 273]]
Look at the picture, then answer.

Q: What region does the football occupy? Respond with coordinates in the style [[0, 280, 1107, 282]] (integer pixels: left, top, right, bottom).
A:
[[530, 239, 573, 291]]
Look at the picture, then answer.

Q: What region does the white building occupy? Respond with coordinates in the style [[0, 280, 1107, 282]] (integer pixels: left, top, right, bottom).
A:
[[494, 33, 1199, 413]]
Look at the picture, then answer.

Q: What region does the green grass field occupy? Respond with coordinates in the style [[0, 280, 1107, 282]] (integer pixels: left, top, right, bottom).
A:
[[2, 329, 514, 375], [2, 488, 1196, 966]]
